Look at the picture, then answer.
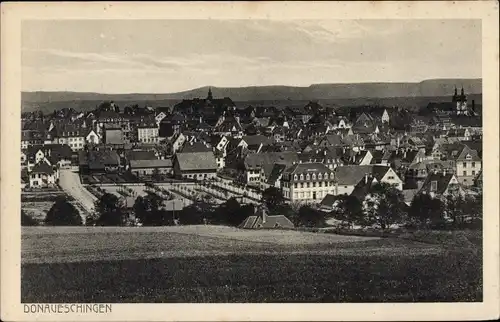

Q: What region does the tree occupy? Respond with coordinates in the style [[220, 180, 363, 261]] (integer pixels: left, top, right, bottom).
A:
[[178, 205, 204, 225], [212, 197, 247, 226], [45, 196, 82, 226], [133, 193, 173, 226], [408, 193, 445, 228], [443, 194, 466, 227], [362, 183, 404, 230], [333, 195, 364, 228], [21, 210, 38, 226], [297, 205, 325, 228], [261, 187, 285, 211], [94, 193, 127, 226]]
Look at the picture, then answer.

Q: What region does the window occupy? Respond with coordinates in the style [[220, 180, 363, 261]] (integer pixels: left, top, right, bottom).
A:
[[313, 182, 316, 187], [300, 192, 304, 198], [312, 174, 316, 180], [294, 192, 298, 199], [387, 176, 394, 180], [472, 162, 476, 168], [318, 173, 322, 180], [294, 183, 298, 188], [463, 171, 467, 176], [300, 183, 304, 188], [299, 174, 304, 180], [306, 174, 310, 180], [430, 181, 438, 192], [463, 162, 467, 168], [472, 170, 476, 176], [330, 173, 334, 179]]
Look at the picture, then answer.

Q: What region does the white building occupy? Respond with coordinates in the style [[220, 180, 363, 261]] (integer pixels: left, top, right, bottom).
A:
[[29, 161, 57, 188], [280, 162, 336, 203], [137, 123, 160, 143]]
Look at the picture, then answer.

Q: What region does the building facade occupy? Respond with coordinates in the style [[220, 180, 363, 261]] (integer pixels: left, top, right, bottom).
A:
[[280, 163, 336, 203]]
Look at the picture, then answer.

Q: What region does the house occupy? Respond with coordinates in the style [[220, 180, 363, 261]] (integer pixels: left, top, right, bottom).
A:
[[21, 130, 44, 149], [454, 144, 482, 186], [155, 112, 167, 125], [26, 144, 73, 171], [213, 115, 244, 138], [437, 143, 482, 186], [280, 162, 336, 203], [243, 151, 299, 186], [319, 194, 341, 212], [262, 163, 288, 190], [419, 172, 463, 198], [129, 159, 173, 178], [342, 150, 373, 165], [214, 149, 225, 169], [170, 133, 186, 154], [137, 122, 160, 144], [104, 125, 125, 145], [53, 124, 86, 151], [213, 135, 229, 155], [370, 149, 392, 165], [181, 141, 212, 153], [317, 134, 342, 148], [29, 161, 57, 188], [82, 149, 121, 174], [173, 151, 218, 180], [239, 205, 294, 229], [86, 129, 100, 145], [334, 165, 403, 196], [448, 128, 471, 141]]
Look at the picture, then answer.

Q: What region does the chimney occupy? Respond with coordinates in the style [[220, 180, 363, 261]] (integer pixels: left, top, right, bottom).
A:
[[199, 116, 202, 124], [365, 173, 369, 184], [472, 100, 475, 113]]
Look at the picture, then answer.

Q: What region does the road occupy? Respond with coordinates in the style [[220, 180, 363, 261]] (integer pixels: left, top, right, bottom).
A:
[[59, 169, 97, 214]]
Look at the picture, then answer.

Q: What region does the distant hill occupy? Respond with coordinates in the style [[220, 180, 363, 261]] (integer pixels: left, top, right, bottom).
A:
[[22, 78, 482, 113]]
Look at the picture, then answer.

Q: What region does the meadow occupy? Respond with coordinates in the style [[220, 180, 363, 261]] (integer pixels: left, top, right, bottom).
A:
[[21, 226, 482, 303]]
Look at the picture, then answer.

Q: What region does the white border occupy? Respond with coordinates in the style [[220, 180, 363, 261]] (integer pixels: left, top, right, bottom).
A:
[[2, 1, 499, 321]]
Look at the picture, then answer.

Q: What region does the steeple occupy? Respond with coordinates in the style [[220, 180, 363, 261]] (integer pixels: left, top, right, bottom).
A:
[[207, 87, 213, 101]]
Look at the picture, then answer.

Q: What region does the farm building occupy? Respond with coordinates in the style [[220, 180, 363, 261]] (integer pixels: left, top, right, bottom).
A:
[[239, 205, 294, 229], [173, 151, 218, 180], [130, 159, 173, 177]]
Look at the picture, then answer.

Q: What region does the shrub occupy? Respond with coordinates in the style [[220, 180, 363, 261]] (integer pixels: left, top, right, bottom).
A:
[[45, 197, 82, 226]]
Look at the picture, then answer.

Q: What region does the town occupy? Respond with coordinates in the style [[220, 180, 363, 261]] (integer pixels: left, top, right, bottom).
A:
[[21, 86, 483, 230]]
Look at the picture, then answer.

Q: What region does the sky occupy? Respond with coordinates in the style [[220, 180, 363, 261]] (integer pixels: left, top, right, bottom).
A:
[[22, 19, 481, 94]]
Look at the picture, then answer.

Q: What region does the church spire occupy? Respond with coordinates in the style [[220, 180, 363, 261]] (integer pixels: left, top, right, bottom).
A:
[[207, 87, 213, 101]]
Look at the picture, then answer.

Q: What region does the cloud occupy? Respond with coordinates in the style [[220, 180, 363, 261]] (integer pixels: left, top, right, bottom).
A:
[[21, 19, 481, 93]]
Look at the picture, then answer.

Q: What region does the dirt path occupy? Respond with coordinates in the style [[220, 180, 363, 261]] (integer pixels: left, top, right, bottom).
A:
[[58, 169, 97, 214]]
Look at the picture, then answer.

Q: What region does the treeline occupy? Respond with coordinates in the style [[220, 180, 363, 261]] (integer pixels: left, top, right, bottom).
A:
[[22, 185, 482, 231]]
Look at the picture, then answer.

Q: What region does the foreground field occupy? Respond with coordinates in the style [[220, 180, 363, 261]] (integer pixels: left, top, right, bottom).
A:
[[21, 226, 482, 302]]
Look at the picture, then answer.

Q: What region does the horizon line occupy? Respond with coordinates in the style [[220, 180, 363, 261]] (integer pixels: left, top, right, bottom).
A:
[[22, 77, 483, 95]]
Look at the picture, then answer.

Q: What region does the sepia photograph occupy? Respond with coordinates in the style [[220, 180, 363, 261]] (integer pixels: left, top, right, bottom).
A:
[[2, 1, 499, 321]]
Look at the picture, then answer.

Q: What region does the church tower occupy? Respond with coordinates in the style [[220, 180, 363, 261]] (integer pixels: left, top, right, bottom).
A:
[[452, 86, 468, 115], [207, 87, 213, 101]]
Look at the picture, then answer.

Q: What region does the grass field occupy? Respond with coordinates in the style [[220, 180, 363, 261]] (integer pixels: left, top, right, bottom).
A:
[[21, 226, 482, 303], [22, 202, 55, 222]]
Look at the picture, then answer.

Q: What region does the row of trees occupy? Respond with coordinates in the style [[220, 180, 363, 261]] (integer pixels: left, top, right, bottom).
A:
[[326, 184, 482, 230], [22, 185, 482, 230]]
